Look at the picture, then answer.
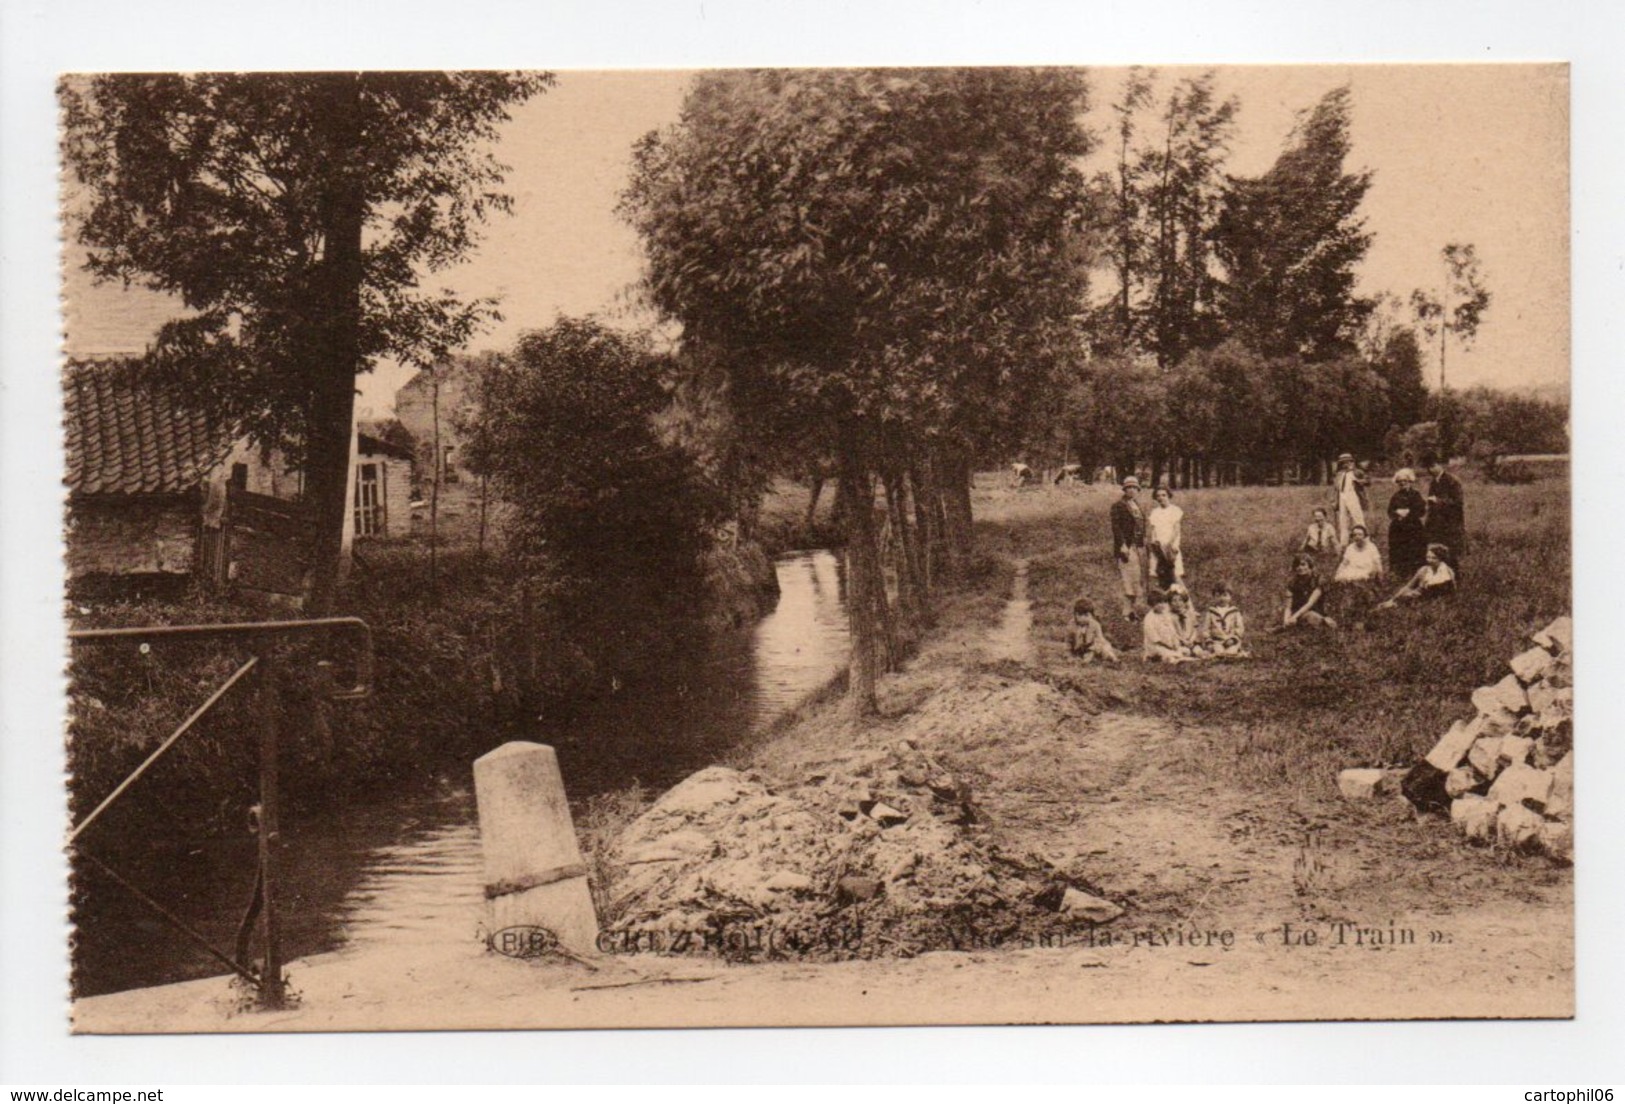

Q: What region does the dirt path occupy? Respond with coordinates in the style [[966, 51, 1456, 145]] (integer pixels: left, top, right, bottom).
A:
[[73, 559, 1573, 1032]]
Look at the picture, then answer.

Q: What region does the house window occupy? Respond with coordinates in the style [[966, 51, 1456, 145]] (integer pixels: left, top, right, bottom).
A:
[[354, 462, 384, 537], [230, 462, 249, 490]]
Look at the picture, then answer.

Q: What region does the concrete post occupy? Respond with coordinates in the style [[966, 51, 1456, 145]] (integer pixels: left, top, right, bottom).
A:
[[474, 741, 599, 956]]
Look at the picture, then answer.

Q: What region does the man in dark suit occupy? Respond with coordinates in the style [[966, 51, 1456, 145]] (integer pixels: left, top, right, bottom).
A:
[[1423, 455, 1466, 579]]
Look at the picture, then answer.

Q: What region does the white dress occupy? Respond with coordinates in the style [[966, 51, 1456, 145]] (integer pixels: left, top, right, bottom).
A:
[[1146, 503, 1185, 581], [1334, 468, 1366, 546]]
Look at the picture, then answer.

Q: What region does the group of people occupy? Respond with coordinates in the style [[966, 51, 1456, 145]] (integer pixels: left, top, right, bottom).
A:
[[1068, 580, 1249, 666], [1291, 454, 1466, 628], [1072, 454, 1468, 665]]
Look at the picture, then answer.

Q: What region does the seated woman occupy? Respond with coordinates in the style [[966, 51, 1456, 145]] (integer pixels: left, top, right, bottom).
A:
[[1299, 506, 1341, 568], [1273, 553, 1336, 631], [1377, 543, 1457, 609], [1331, 524, 1384, 627], [1142, 589, 1194, 663]]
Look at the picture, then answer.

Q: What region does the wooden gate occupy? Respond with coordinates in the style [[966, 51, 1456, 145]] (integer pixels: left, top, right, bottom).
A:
[[223, 486, 314, 600]]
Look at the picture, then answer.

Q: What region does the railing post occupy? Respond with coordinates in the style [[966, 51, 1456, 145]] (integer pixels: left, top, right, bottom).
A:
[[256, 650, 286, 1009]]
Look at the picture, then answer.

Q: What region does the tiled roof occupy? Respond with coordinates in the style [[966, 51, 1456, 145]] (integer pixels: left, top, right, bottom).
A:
[[64, 358, 235, 496]]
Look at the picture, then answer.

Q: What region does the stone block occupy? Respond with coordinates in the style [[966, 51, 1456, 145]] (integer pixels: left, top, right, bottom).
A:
[[1496, 803, 1545, 849], [1537, 818, 1573, 863], [1338, 768, 1387, 801], [1531, 730, 1570, 770], [475, 741, 600, 956], [1546, 753, 1573, 820], [1450, 795, 1499, 842], [1476, 708, 1519, 739], [1445, 766, 1485, 798], [1466, 737, 1503, 779], [1497, 735, 1535, 769], [1531, 615, 1572, 656], [1472, 674, 1529, 718], [1487, 762, 1554, 811], [1424, 717, 1482, 772], [1529, 686, 1573, 731], [1510, 647, 1555, 684], [1060, 887, 1124, 923]]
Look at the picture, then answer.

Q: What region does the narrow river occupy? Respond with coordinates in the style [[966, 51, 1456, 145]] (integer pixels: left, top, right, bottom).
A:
[[73, 550, 849, 997]]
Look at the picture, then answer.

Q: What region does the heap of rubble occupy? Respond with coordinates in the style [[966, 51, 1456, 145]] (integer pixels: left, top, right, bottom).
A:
[[602, 733, 1122, 960], [1378, 616, 1573, 860]]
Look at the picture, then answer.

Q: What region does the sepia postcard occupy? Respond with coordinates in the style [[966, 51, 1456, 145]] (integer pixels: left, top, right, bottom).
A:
[[55, 62, 1573, 1035]]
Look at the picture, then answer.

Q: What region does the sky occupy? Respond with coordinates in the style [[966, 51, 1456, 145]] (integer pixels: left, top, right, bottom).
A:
[[60, 64, 1570, 419]]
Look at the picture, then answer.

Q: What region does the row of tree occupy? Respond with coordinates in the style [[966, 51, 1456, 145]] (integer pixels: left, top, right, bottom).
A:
[[619, 68, 1099, 712]]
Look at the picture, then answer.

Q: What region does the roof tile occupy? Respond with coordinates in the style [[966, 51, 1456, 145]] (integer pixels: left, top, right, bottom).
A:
[[64, 358, 235, 496]]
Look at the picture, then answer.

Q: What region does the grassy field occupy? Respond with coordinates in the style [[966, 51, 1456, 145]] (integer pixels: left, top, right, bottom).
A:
[[970, 472, 1571, 793]]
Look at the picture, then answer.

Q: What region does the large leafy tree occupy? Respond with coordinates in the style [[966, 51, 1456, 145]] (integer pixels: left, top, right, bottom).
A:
[[1212, 85, 1374, 362], [622, 67, 1094, 712], [61, 71, 551, 612], [459, 318, 725, 611]]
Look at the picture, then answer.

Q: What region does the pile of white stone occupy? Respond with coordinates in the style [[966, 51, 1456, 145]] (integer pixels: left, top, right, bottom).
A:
[[1414, 615, 1574, 860]]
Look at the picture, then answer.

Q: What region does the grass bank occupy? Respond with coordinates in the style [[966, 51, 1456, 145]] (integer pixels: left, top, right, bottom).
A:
[[973, 472, 1570, 792]]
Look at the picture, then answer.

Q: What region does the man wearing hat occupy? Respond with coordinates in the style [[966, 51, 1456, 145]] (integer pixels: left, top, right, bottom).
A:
[[1110, 476, 1149, 621], [1332, 452, 1366, 547], [1423, 455, 1466, 578]]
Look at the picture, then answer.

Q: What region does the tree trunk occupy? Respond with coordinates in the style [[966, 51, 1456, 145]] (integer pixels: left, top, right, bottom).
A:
[[938, 447, 975, 579], [837, 433, 881, 717], [883, 467, 923, 627], [910, 461, 939, 595], [803, 473, 824, 536], [303, 75, 366, 618]]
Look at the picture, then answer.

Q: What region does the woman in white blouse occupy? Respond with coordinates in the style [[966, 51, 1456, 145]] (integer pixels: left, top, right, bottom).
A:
[[1145, 485, 1186, 591], [1331, 523, 1384, 626]]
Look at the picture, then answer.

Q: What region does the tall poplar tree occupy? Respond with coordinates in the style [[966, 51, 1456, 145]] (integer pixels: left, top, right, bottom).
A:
[[1212, 85, 1374, 362], [1139, 72, 1239, 367]]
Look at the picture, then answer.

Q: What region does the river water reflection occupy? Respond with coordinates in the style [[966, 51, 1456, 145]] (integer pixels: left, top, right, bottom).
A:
[[74, 550, 849, 996]]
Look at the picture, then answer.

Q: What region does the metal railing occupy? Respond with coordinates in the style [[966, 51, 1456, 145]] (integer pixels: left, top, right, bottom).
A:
[[69, 617, 373, 1009]]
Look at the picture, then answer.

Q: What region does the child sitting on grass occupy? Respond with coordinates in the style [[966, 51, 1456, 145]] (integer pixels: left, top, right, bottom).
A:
[[1066, 597, 1121, 664], [1168, 585, 1204, 655], [1202, 581, 1251, 658], [1142, 589, 1194, 664]]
